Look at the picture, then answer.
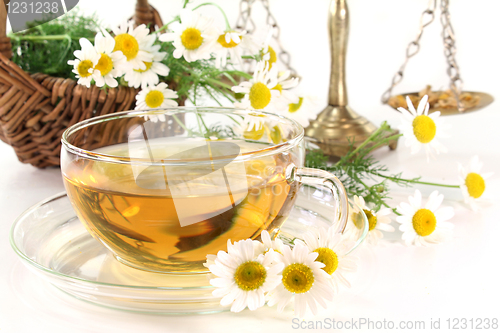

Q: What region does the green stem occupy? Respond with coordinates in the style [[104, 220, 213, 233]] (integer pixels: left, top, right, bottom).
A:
[[372, 172, 460, 188], [209, 84, 235, 103], [205, 77, 233, 90], [389, 205, 402, 216], [8, 34, 93, 42], [226, 114, 241, 126], [224, 69, 253, 79], [193, 82, 198, 105], [198, 114, 210, 134], [244, 53, 262, 62], [193, 110, 210, 138], [221, 72, 238, 85], [242, 55, 258, 60], [357, 133, 403, 159], [193, 2, 231, 30], [224, 69, 252, 75], [203, 86, 223, 106], [156, 17, 180, 33], [361, 179, 402, 216], [183, 0, 190, 8], [339, 122, 390, 163], [172, 114, 190, 133], [382, 201, 401, 211]]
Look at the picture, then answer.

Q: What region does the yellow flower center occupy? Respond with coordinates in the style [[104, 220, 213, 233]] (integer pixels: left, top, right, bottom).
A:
[[114, 33, 139, 61], [243, 124, 265, 140], [144, 90, 165, 108], [352, 209, 376, 230], [234, 261, 267, 291], [181, 28, 204, 50], [412, 208, 437, 236], [282, 263, 314, 294], [134, 61, 153, 73], [94, 53, 113, 76], [77, 59, 93, 78], [270, 125, 282, 144], [364, 209, 377, 231], [261, 46, 277, 69], [465, 172, 485, 199], [272, 83, 282, 93], [412, 115, 436, 143], [313, 247, 338, 275], [217, 33, 238, 48], [249, 82, 272, 110], [289, 97, 304, 113], [352, 212, 363, 229]]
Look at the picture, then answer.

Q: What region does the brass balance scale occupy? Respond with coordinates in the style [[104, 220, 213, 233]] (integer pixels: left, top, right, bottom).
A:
[[381, 0, 494, 116], [237, 0, 494, 156]]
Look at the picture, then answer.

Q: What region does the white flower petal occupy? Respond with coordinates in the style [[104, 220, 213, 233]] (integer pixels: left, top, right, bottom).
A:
[[210, 277, 233, 288], [416, 95, 429, 115], [425, 191, 443, 211], [231, 291, 248, 313], [294, 294, 307, 318], [434, 206, 454, 221]]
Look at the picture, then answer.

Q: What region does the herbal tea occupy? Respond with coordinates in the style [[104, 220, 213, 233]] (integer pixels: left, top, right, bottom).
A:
[[63, 140, 299, 273]]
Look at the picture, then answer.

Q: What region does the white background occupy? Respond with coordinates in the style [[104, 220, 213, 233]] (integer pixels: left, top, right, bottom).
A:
[[1, 0, 500, 332]]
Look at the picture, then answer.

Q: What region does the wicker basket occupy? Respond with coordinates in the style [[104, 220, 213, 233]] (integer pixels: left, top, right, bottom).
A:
[[0, 0, 181, 168]]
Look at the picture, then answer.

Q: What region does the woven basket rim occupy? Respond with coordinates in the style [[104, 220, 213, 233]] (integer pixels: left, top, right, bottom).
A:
[[0, 0, 169, 168]]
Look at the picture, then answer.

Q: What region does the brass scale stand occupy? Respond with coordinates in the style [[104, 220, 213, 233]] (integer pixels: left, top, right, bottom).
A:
[[236, 0, 493, 156]]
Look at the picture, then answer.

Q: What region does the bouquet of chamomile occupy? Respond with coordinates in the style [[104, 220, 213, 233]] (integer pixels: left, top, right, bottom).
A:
[[61, 3, 312, 127]]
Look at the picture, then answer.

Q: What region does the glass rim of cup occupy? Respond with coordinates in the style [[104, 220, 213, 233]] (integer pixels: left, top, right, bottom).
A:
[[61, 107, 305, 166]]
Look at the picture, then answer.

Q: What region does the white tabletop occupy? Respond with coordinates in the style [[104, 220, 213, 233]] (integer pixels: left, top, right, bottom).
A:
[[2, 1, 500, 332], [2, 105, 500, 332]]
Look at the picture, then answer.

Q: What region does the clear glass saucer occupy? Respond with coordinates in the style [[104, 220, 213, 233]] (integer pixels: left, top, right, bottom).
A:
[[10, 185, 368, 314]]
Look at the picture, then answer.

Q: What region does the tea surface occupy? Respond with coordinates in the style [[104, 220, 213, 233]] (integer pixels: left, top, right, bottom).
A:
[[64, 140, 299, 273]]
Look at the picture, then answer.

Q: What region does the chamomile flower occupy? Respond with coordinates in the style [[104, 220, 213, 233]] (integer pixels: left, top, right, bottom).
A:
[[159, 8, 217, 62], [282, 95, 317, 128], [350, 195, 394, 246], [398, 95, 450, 161], [396, 190, 454, 246], [267, 243, 334, 318], [244, 112, 268, 131], [458, 156, 494, 211], [260, 230, 287, 255], [204, 254, 218, 269], [68, 38, 100, 88], [234, 112, 278, 141], [213, 29, 258, 69], [295, 227, 358, 294], [112, 20, 154, 71], [135, 83, 178, 115], [208, 239, 284, 312], [124, 43, 170, 89], [260, 28, 278, 70], [232, 61, 280, 111], [272, 70, 299, 106], [92, 32, 127, 88]]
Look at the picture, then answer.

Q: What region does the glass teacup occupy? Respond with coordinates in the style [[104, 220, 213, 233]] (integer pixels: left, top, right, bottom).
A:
[[61, 107, 349, 273]]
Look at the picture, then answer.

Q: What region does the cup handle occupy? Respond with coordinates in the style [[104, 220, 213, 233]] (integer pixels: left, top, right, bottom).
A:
[[287, 165, 349, 235]]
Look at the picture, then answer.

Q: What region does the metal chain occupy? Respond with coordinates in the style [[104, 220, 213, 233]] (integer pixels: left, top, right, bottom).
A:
[[440, 0, 464, 111], [382, 0, 465, 110], [235, 0, 297, 76], [235, 0, 256, 34], [381, 0, 437, 104]]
